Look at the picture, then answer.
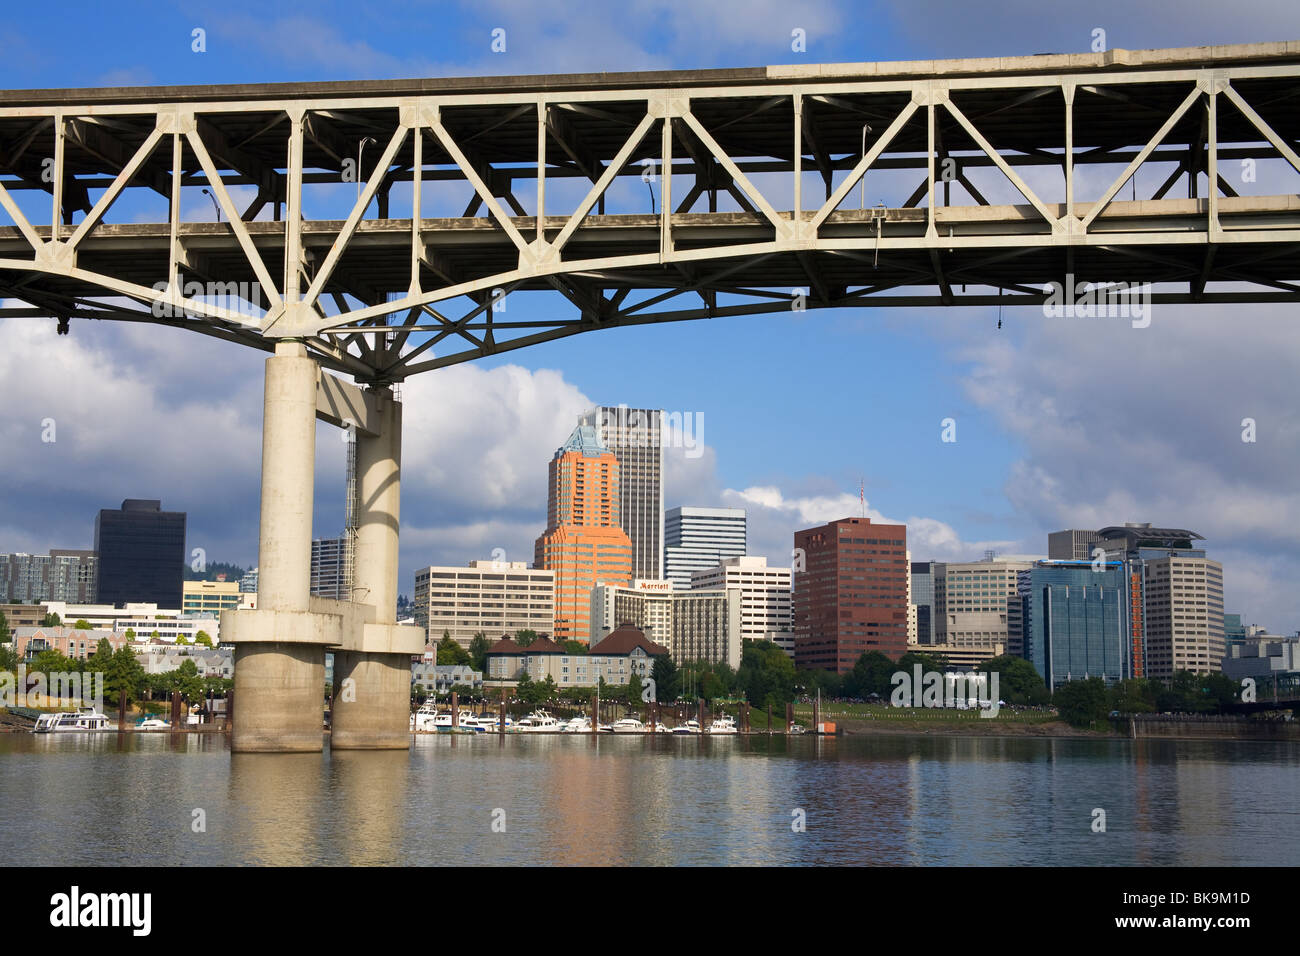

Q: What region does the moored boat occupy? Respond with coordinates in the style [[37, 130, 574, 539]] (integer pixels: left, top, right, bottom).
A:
[[33, 707, 113, 733], [707, 714, 738, 735]]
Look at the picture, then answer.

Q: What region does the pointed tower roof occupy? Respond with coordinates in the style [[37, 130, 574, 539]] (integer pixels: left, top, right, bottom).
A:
[[557, 423, 609, 458]]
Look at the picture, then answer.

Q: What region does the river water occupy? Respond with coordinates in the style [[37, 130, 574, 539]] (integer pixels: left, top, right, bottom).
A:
[[2, 733, 1296, 866]]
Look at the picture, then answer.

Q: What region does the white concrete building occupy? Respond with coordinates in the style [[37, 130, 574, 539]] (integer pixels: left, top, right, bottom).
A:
[[413, 560, 555, 648], [663, 506, 746, 589], [689, 556, 793, 656], [590, 578, 741, 668], [40, 601, 234, 644], [1142, 555, 1226, 677]]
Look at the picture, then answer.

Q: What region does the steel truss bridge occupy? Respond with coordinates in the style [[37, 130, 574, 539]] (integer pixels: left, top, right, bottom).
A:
[[1, 41, 1299, 384]]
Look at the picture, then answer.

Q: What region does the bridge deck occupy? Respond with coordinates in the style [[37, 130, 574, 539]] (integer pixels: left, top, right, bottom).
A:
[[1, 40, 1297, 378]]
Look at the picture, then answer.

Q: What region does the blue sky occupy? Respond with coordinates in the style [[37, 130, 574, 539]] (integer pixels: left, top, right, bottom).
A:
[[2, 0, 1299, 632]]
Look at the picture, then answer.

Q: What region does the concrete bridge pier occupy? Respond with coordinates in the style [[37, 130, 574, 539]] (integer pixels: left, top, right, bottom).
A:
[[221, 348, 424, 752], [331, 388, 425, 749], [226, 341, 337, 753]]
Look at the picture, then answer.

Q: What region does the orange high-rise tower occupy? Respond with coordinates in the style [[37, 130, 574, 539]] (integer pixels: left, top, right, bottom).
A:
[[534, 423, 634, 643]]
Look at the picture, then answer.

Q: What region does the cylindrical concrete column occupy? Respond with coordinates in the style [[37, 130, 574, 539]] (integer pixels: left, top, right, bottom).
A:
[[332, 389, 411, 750], [257, 341, 318, 612], [231, 643, 327, 752], [231, 341, 325, 754], [352, 389, 401, 622]]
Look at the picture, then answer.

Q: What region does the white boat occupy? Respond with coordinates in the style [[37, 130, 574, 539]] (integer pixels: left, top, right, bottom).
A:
[[136, 717, 170, 730], [410, 700, 441, 732], [654, 721, 673, 734], [513, 710, 562, 732], [33, 707, 113, 733], [707, 715, 739, 735], [562, 716, 592, 733], [611, 716, 646, 734], [473, 712, 509, 731], [671, 719, 701, 735]]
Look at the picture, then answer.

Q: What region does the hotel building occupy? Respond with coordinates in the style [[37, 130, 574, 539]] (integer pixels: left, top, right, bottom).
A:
[[589, 579, 742, 668]]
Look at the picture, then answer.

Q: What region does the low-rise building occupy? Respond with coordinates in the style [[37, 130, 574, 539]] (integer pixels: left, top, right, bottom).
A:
[[12, 626, 129, 662], [905, 641, 1006, 672], [182, 580, 243, 616], [485, 625, 668, 689], [1221, 635, 1300, 686], [410, 661, 483, 694], [132, 643, 234, 678]]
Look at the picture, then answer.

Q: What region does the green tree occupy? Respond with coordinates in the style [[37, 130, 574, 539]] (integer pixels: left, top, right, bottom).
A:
[[103, 646, 147, 705], [627, 671, 644, 706], [975, 655, 1049, 705], [1156, 670, 1205, 713], [562, 640, 587, 656], [650, 654, 680, 702], [32, 648, 79, 676], [437, 634, 470, 666], [514, 629, 538, 648], [74, 619, 92, 630], [1053, 677, 1110, 727], [1202, 672, 1239, 712], [845, 651, 894, 698], [41, 612, 62, 627], [194, 631, 213, 648], [896, 649, 948, 674], [175, 633, 190, 646], [799, 668, 844, 699], [736, 640, 796, 709], [86, 638, 114, 678], [0, 612, 15, 672], [123, 628, 136, 641], [467, 632, 491, 673], [173, 658, 205, 701], [1108, 678, 1157, 714]]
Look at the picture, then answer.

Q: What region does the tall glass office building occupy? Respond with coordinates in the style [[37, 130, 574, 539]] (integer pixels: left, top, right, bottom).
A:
[[1018, 561, 1128, 690], [93, 499, 186, 608]]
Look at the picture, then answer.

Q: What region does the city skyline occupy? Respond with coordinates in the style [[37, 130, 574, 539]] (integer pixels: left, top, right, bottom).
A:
[[1, 2, 1298, 637]]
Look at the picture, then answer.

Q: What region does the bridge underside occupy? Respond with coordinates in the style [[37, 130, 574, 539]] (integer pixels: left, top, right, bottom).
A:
[[1, 40, 1298, 382], [4, 42, 1299, 749]]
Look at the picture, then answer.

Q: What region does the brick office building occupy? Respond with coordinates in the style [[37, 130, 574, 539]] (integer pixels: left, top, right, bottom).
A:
[[793, 516, 909, 673]]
